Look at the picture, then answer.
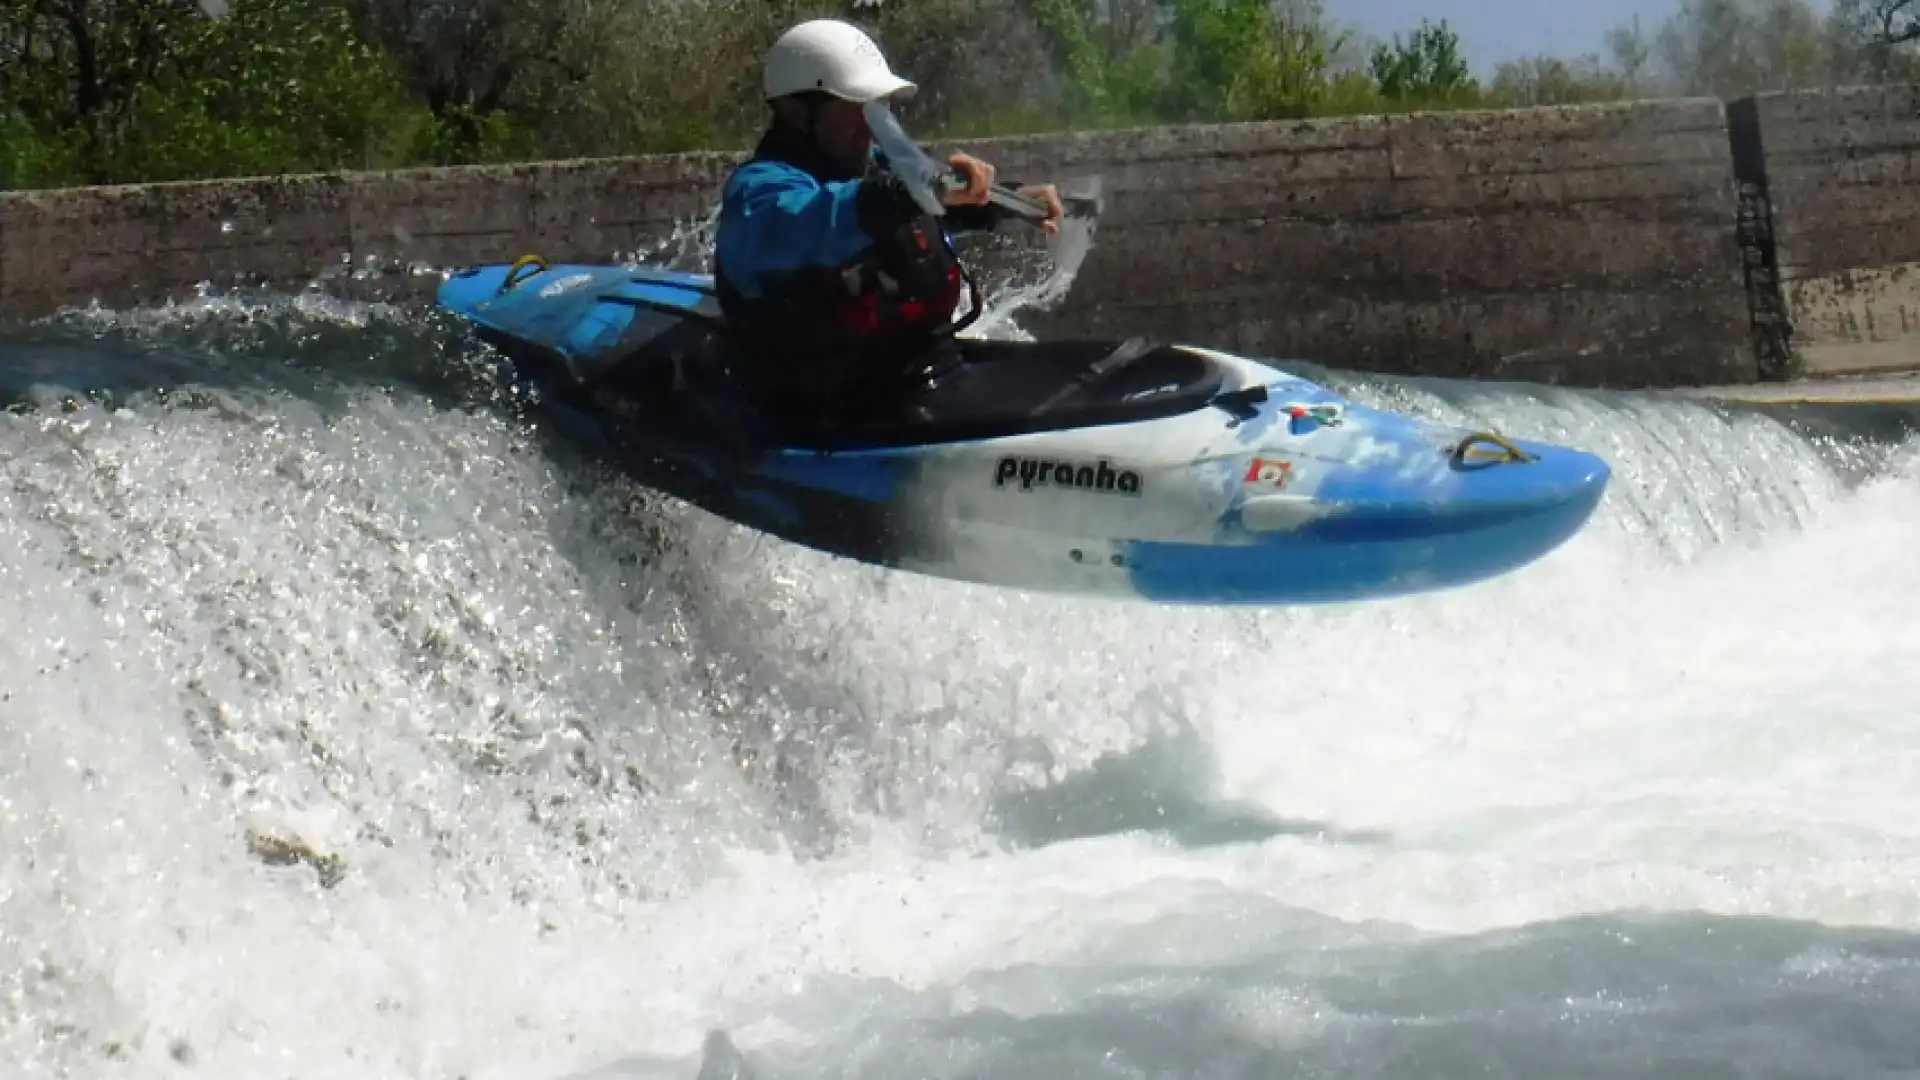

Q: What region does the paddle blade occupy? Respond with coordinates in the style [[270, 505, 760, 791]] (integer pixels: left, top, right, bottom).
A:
[[1057, 174, 1104, 221]]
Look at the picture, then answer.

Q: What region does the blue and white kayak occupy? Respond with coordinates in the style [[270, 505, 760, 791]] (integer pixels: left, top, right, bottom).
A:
[[436, 256, 1611, 605]]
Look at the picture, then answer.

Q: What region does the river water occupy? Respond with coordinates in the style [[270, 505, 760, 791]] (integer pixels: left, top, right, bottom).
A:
[[2, 269, 1918, 1079]]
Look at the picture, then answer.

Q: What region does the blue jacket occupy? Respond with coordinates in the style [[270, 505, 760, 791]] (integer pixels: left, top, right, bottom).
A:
[[715, 145, 999, 301], [711, 125, 1004, 421], [715, 158, 877, 302]]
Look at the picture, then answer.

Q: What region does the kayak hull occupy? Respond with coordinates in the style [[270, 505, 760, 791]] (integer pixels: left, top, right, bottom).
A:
[[436, 258, 1611, 605]]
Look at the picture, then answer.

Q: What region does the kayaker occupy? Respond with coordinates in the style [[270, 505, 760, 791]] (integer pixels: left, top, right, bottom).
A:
[[712, 18, 1065, 433]]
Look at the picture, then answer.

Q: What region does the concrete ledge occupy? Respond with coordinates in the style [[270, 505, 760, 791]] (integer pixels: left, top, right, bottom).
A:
[[1680, 369, 1920, 403]]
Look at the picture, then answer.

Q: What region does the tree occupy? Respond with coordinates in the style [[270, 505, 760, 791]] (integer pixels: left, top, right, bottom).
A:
[[1368, 19, 1474, 105], [1837, 0, 1920, 43], [0, 0, 210, 182], [1604, 0, 1893, 97], [0, 0, 424, 186], [1828, 0, 1920, 80], [1489, 54, 1631, 107], [335, 0, 595, 160], [1605, 16, 1655, 91]]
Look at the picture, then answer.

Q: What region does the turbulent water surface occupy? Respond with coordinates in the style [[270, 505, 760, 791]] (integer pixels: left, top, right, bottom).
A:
[[2, 265, 1919, 1080]]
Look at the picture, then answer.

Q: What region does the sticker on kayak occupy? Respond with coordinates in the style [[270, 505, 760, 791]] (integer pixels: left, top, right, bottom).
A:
[[539, 272, 595, 298], [993, 455, 1143, 496], [1283, 403, 1344, 434], [1243, 456, 1294, 489]]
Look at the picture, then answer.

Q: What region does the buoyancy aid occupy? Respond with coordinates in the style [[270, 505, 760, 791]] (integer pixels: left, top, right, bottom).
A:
[[714, 123, 983, 418], [822, 210, 965, 341]]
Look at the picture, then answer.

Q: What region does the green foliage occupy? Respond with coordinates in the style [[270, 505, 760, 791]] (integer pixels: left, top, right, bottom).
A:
[[5, 0, 1920, 191], [104, 0, 428, 181], [1025, 0, 1166, 125], [1164, 0, 1311, 119], [1489, 54, 1633, 107], [0, 114, 85, 191], [1370, 19, 1475, 104], [0, 0, 494, 185], [995, 0, 1363, 125]]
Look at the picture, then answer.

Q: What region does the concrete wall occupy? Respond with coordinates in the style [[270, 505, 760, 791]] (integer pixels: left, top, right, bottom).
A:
[[979, 99, 1753, 387], [0, 155, 740, 316], [0, 87, 1915, 388], [1738, 84, 1920, 379]]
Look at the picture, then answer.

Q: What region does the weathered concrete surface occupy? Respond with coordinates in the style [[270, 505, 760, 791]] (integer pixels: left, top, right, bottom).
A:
[[0, 98, 1760, 387], [974, 99, 1754, 387], [1740, 85, 1920, 378], [0, 156, 741, 314], [1683, 371, 1920, 403], [1, 175, 352, 314]]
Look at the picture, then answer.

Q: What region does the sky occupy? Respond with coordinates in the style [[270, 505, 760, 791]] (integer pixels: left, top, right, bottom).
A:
[[1329, 0, 1833, 73], [1328, 0, 1676, 70]]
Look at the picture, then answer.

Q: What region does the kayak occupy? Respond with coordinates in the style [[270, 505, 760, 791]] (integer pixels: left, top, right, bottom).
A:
[[435, 255, 1611, 605]]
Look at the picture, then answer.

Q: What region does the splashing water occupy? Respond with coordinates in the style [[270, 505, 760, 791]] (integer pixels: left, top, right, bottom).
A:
[[2, 217, 1920, 1080]]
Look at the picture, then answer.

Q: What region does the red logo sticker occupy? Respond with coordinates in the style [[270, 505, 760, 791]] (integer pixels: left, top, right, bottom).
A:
[[1244, 457, 1293, 489]]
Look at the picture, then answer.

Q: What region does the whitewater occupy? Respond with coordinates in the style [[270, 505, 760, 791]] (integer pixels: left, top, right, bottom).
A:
[[2, 244, 1920, 1079]]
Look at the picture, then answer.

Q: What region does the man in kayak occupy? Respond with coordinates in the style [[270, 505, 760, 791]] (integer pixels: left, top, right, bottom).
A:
[[713, 18, 1065, 434]]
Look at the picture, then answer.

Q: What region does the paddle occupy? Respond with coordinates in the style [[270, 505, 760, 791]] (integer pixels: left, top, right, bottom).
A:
[[937, 169, 1106, 224], [863, 99, 1104, 226]]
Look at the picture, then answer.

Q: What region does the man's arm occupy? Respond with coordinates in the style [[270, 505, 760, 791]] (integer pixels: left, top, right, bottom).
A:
[[716, 161, 893, 298]]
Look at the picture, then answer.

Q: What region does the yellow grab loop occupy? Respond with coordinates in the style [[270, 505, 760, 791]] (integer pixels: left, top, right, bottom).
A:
[[500, 254, 549, 293], [1453, 431, 1533, 465]]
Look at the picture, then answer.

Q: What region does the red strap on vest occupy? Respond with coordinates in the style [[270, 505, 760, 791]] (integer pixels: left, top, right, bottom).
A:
[[820, 261, 962, 338]]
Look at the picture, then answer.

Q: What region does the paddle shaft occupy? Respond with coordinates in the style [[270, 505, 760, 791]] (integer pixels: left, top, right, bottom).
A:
[[938, 167, 1099, 222]]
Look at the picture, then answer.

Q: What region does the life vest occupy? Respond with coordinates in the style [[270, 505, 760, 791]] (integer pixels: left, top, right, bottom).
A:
[[815, 213, 965, 341], [714, 125, 974, 412]]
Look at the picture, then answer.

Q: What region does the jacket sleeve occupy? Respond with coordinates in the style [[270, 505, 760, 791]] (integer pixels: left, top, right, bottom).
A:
[[715, 161, 881, 299]]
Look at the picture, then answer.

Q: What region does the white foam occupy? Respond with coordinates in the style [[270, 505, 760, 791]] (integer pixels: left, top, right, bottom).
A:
[[3, 300, 1918, 1077]]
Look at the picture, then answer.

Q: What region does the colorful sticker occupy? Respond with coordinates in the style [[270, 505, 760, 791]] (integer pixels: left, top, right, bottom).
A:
[[1284, 403, 1344, 435], [1243, 456, 1294, 489]]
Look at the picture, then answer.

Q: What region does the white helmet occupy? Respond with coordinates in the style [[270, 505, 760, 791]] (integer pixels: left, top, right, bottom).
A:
[[763, 19, 916, 103]]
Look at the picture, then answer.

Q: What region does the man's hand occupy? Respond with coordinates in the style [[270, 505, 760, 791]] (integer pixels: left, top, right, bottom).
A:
[[938, 154, 1064, 234], [941, 152, 995, 207], [1017, 183, 1065, 234]]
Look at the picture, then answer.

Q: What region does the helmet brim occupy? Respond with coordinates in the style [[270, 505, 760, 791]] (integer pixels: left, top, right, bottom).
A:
[[832, 73, 917, 103]]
